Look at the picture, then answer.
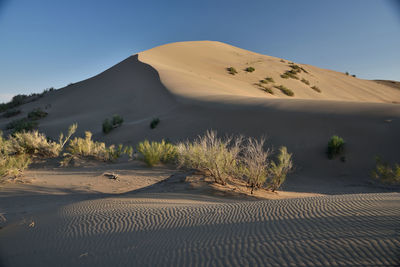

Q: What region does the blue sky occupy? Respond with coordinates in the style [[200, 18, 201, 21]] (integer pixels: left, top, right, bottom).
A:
[[0, 0, 399, 103]]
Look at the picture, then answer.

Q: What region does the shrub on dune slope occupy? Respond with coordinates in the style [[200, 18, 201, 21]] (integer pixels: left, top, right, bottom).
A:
[[371, 157, 400, 185]]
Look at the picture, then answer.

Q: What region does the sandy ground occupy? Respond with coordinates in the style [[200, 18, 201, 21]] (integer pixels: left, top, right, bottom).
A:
[[0, 41, 400, 266], [0, 165, 399, 266]]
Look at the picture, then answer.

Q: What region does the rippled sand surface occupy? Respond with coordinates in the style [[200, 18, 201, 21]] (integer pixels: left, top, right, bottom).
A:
[[1, 192, 399, 266]]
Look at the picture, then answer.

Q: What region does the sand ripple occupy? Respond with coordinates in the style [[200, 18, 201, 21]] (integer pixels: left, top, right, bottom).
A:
[[1, 193, 399, 266]]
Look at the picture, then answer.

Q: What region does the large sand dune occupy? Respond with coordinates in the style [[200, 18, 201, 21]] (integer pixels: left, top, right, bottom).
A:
[[1, 41, 399, 266]]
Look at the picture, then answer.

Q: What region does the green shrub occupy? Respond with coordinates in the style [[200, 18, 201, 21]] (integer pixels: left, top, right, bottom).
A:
[[371, 157, 400, 185], [112, 114, 124, 126], [6, 118, 38, 133], [3, 109, 21, 118], [102, 119, 113, 134], [62, 131, 125, 165], [280, 74, 289, 79], [150, 118, 160, 129], [345, 72, 349, 76], [301, 78, 310, 85], [280, 59, 285, 63], [327, 135, 345, 159], [260, 80, 268, 84], [245, 67, 255, 72], [268, 146, 293, 192], [102, 114, 123, 134], [265, 77, 274, 83], [275, 85, 294, 96], [137, 140, 177, 167], [227, 67, 238, 75], [27, 108, 48, 120], [177, 130, 241, 185], [289, 64, 308, 74], [281, 70, 299, 80], [0, 154, 31, 179], [311, 86, 321, 93], [261, 87, 274, 95]]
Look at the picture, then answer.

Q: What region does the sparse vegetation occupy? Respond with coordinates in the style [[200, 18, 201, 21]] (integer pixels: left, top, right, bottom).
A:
[[150, 118, 160, 129], [301, 78, 310, 85], [3, 109, 21, 118], [27, 108, 48, 120], [281, 70, 299, 80], [311, 86, 321, 93], [265, 77, 274, 83], [352, 74, 356, 78], [275, 85, 294, 96], [371, 157, 400, 185], [137, 140, 177, 167], [280, 59, 285, 63], [261, 87, 274, 95], [176, 131, 293, 192], [245, 67, 255, 73], [345, 72, 349, 76], [6, 118, 38, 133], [268, 146, 293, 192], [0, 154, 31, 179], [227, 67, 238, 75], [102, 114, 124, 134], [0, 89, 54, 113], [62, 131, 125, 165], [327, 135, 345, 159]]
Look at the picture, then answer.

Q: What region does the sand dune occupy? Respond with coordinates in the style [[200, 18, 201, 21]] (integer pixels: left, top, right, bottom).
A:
[[1, 41, 400, 266]]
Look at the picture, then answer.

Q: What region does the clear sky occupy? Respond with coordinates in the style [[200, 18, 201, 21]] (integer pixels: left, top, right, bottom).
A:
[[0, 0, 399, 103]]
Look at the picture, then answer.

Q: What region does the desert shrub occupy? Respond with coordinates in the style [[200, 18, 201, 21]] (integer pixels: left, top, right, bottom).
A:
[[62, 131, 125, 165], [265, 77, 274, 83], [102, 119, 113, 134], [268, 146, 293, 192], [3, 109, 21, 118], [0, 154, 31, 179], [177, 130, 241, 185], [371, 157, 400, 185], [102, 114, 123, 134], [311, 86, 321, 93], [227, 67, 238, 75], [345, 72, 349, 76], [327, 135, 345, 159], [27, 108, 48, 120], [280, 74, 289, 79], [280, 59, 285, 63], [112, 114, 124, 126], [352, 74, 356, 78], [289, 64, 308, 74], [260, 80, 268, 84], [245, 67, 255, 72], [275, 85, 294, 96], [137, 140, 177, 167], [238, 138, 271, 193], [301, 78, 310, 85], [150, 118, 160, 129], [261, 87, 274, 95], [9, 123, 77, 158], [6, 118, 38, 133], [284, 70, 300, 79], [123, 146, 134, 159]]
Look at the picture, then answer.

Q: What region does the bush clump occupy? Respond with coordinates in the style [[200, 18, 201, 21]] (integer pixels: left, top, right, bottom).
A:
[[3, 109, 21, 118], [227, 67, 238, 75], [150, 118, 160, 129], [137, 140, 177, 167], [102, 114, 124, 134], [327, 135, 345, 159], [245, 67, 255, 72], [177, 131, 241, 185], [6, 118, 38, 133], [311, 86, 321, 93], [62, 131, 125, 165], [281, 70, 299, 80], [261, 87, 274, 95], [371, 157, 400, 185], [275, 85, 294, 96], [176, 131, 293, 192], [301, 78, 310, 85], [265, 77, 275, 83], [0, 154, 31, 179], [27, 108, 48, 120]]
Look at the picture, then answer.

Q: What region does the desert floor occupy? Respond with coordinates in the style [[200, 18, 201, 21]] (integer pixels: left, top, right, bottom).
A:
[[0, 161, 399, 267]]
